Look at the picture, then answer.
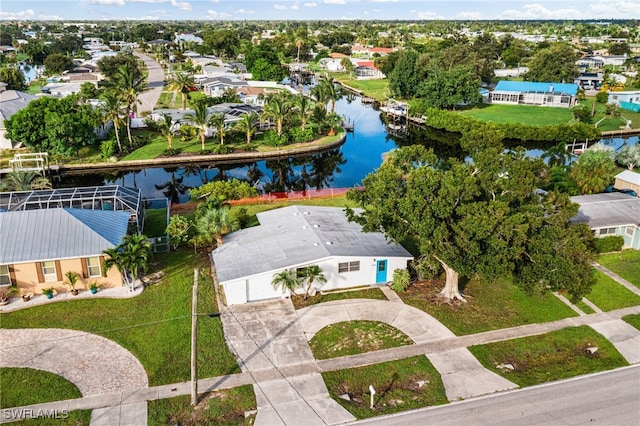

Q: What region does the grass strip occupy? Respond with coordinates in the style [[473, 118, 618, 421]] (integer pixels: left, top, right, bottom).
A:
[[0, 368, 82, 409], [622, 313, 640, 331], [468, 326, 628, 387], [597, 251, 640, 288], [583, 270, 640, 312]]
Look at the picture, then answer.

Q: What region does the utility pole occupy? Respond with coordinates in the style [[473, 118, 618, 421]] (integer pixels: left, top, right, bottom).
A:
[[190, 268, 198, 406]]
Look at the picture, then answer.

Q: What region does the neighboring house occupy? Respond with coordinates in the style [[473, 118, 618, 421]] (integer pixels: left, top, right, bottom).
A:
[[614, 170, 640, 193], [201, 76, 246, 98], [212, 206, 413, 305], [607, 91, 640, 112], [0, 208, 130, 296], [0, 83, 37, 149], [574, 72, 604, 89], [355, 61, 384, 79], [490, 81, 578, 108], [571, 193, 640, 249], [591, 55, 628, 67], [318, 58, 345, 72], [40, 82, 86, 97]]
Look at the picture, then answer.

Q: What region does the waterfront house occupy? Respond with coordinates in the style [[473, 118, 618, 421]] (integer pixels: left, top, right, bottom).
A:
[[490, 81, 578, 108], [212, 206, 413, 305]]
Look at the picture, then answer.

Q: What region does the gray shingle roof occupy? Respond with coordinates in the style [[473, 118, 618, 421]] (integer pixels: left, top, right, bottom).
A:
[[212, 205, 412, 282], [0, 208, 130, 264], [0, 90, 37, 123], [571, 193, 640, 228]]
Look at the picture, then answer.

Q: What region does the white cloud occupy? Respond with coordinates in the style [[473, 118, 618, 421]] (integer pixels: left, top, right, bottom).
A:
[[370, 0, 399, 2], [236, 8, 254, 14], [89, 0, 125, 5], [274, 4, 287, 10], [291, 4, 299, 9], [0, 9, 35, 20], [416, 11, 444, 19], [457, 11, 482, 19], [498, 4, 581, 19], [170, 0, 192, 12], [304, 2, 317, 7], [372, 8, 382, 12], [210, 0, 219, 3], [207, 9, 231, 19], [39, 14, 62, 20], [129, 0, 167, 3], [124, 14, 161, 20], [588, 1, 640, 18], [325, 0, 347, 4]]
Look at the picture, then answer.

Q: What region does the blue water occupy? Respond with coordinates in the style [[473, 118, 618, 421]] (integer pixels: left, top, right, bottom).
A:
[[60, 97, 638, 202]]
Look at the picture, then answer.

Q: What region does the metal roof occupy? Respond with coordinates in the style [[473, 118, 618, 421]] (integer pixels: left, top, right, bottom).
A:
[[0, 90, 37, 122], [616, 170, 640, 186], [0, 208, 130, 264], [570, 193, 640, 228], [212, 205, 413, 283], [494, 81, 579, 96]]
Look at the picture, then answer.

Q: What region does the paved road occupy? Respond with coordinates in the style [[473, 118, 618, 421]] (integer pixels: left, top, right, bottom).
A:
[[133, 51, 164, 115], [350, 365, 640, 426]]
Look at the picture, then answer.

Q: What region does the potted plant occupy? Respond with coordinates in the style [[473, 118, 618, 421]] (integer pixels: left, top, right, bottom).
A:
[[64, 271, 80, 296], [42, 287, 55, 299], [89, 282, 101, 294], [0, 286, 18, 305], [21, 291, 32, 302]]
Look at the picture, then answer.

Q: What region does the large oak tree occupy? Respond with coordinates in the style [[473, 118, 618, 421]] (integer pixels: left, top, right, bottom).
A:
[[347, 145, 596, 303]]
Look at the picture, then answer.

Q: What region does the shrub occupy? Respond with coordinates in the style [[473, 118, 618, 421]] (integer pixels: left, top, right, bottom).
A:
[[595, 236, 624, 253], [288, 127, 315, 143], [391, 268, 411, 292], [262, 130, 290, 146], [101, 139, 117, 159], [189, 179, 259, 202], [179, 125, 196, 141], [211, 144, 234, 154], [235, 207, 250, 229], [595, 91, 609, 103]]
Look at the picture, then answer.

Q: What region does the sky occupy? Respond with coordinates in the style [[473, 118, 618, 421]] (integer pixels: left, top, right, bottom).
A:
[[1, 0, 639, 21]]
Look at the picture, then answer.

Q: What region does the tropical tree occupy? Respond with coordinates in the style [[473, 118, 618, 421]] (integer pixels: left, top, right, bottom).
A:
[[325, 112, 342, 136], [167, 71, 196, 110], [615, 144, 640, 170], [106, 64, 148, 148], [100, 90, 125, 153], [234, 111, 259, 146], [0, 170, 51, 191], [347, 145, 596, 303], [542, 141, 574, 167], [184, 98, 211, 151], [316, 74, 342, 112], [271, 269, 303, 298], [300, 265, 327, 299], [341, 57, 355, 79], [524, 43, 580, 83], [311, 105, 327, 135], [157, 113, 177, 151], [102, 234, 152, 291], [570, 148, 616, 194], [263, 92, 292, 137], [195, 207, 238, 248], [165, 214, 192, 250], [294, 94, 313, 132], [210, 112, 227, 145]]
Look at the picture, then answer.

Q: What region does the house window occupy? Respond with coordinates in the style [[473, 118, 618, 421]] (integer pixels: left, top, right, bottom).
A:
[[338, 261, 360, 273], [0, 265, 11, 286], [86, 257, 101, 277], [625, 226, 635, 237], [42, 261, 57, 281], [599, 227, 617, 236]]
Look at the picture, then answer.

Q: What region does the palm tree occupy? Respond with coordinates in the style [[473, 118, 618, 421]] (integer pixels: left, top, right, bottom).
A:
[[271, 269, 303, 298], [99, 90, 125, 154], [234, 111, 259, 146], [102, 234, 152, 291], [311, 105, 327, 135], [300, 265, 327, 299], [340, 58, 355, 80], [184, 98, 211, 151], [310, 83, 329, 109], [295, 38, 304, 63], [107, 64, 148, 148], [167, 71, 196, 110], [317, 74, 342, 113], [0, 170, 51, 191], [210, 112, 227, 145], [542, 141, 574, 167], [157, 113, 177, 151], [325, 112, 342, 136], [263, 92, 292, 137], [195, 207, 238, 248], [294, 94, 312, 132]]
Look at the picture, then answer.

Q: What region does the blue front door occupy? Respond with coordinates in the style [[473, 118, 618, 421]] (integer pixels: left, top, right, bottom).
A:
[[376, 260, 388, 283]]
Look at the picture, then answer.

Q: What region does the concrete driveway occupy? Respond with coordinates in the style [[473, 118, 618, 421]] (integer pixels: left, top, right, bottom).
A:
[[133, 51, 164, 115]]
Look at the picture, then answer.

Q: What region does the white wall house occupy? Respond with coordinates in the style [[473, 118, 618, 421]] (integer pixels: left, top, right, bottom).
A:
[[212, 206, 414, 305], [491, 81, 578, 108], [607, 90, 640, 107]]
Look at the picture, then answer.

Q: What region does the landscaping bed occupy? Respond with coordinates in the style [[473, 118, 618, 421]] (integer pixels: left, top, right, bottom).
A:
[[148, 385, 256, 426], [468, 326, 628, 387], [322, 356, 447, 419], [292, 287, 387, 310], [309, 320, 413, 360], [597, 251, 640, 288], [399, 277, 577, 335]]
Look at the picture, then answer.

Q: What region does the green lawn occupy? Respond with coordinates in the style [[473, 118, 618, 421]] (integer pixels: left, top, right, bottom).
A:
[[322, 356, 448, 419], [148, 385, 256, 426], [622, 313, 640, 331], [0, 368, 82, 409], [597, 251, 640, 288], [292, 287, 387, 309], [309, 320, 413, 360], [332, 74, 389, 101], [143, 208, 168, 238], [459, 104, 573, 126], [0, 251, 240, 386], [400, 277, 578, 335], [575, 300, 596, 314], [582, 270, 640, 312], [469, 326, 628, 387], [580, 97, 640, 131]]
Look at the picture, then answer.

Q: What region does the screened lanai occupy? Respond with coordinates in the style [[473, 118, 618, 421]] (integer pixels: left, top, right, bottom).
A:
[[0, 185, 144, 232]]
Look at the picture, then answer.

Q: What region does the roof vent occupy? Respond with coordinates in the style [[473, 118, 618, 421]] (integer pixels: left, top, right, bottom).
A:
[[293, 212, 299, 216], [313, 224, 320, 228], [302, 225, 308, 229], [313, 242, 319, 246], [304, 211, 311, 215], [326, 241, 333, 245]]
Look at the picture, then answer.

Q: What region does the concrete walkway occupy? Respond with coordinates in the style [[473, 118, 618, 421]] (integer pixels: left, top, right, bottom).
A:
[[593, 262, 640, 296], [0, 328, 149, 425], [297, 298, 517, 401], [221, 299, 355, 425], [590, 319, 640, 364]]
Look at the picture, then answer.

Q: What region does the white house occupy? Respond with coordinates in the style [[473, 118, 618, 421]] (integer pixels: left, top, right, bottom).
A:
[[212, 206, 414, 305], [491, 81, 578, 108], [607, 90, 640, 111], [0, 84, 37, 149]]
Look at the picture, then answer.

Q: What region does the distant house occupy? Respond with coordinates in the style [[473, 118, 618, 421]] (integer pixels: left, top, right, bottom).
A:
[[574, 72, 604, 89], [212, 206, 413, 305], [201, 76, 246, 98], [614, 170, 640, 194], [0, 208, 131, 296], [490, 81, 578, 108], [318, 58, 345, 72], [355, 61, 384, 79], [571, 193, 640, 249], [607, 91, 640, 112], [0, 84, 37, 149]]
